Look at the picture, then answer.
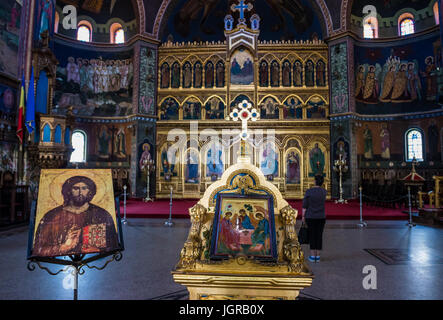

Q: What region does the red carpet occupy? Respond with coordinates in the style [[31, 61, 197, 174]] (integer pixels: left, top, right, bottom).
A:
[[119, 198, 408, 220]]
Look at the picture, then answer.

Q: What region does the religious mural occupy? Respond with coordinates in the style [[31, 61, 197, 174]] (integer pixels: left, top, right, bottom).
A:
[[306, 97, 327, 118], [183, 98, 201, 120], [93, 125, 129, 162], [380, 123, 390, 160], [0, 141, 17, 173], [354, 36, 442, 115], [35, 0, 55, 41], [260, 97, 279, 119], [159, 97, 179, 120], [230, 48, 254, 86], [0, 83, 16, 116], [283, 97, 303, 119], [0, 0, 22, 78], [330, 42, 349, 114], [139, 47, 156, 115], [205, 97, 225, 119], [53, 42, 134, 117], [363, 125, 373, 159]]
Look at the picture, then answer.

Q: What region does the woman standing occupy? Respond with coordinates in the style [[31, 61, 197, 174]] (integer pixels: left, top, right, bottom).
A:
[[302, 175, 327, 263]]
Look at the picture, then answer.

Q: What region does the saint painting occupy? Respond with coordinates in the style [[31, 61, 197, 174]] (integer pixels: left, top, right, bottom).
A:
[[309, 143, 325, 177], [380, 124, 390, 160], [230, 48, 254, 86], [260, 142, 279, 178], [183, 62, 192, 88], [391, 63, 411, 103], [206, 145, 224, 180], [282, 61, 291, 87], [355, 66, 365, 101], [211, 194, 277, 260], [293, 61, 303, 87], [98, 127, 111, 159], [194, 62, 203, 88], [160, 98, 179, 120], [183, 99, 201, 120], [270, 61, 280, 87], [160, 63, 170, 88], [283, 97, 302, 119], [422, 56, 437, 101], [114, 129, 126, 159], [171, 62, 180, 88], [205, 97, 225, 119], [31, 170, 120, 258], [161, 144, 177, 179], [259, 61, 269, 87], [216, 61, 225, 87], [316, 60, 326, 87], [185, 149, 199, 183], [286, 151, 301, 184], [305, 61, 315, 87], [261, 97, 279, 119], [205, 62, 214, 88], [363, 125, 373, 159]]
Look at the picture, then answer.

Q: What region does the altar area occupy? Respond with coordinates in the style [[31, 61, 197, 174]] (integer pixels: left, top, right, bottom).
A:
[[154, 1, 330, 200]]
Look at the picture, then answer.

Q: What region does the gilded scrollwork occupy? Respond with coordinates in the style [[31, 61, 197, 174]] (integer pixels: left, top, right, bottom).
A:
[[177, 204, 207, 269], [280, 205, 304, 272]]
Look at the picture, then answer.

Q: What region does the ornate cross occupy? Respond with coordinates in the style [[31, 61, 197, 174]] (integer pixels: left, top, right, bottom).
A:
[[231, 0, 253, 21], [228, 100, 259, 141]]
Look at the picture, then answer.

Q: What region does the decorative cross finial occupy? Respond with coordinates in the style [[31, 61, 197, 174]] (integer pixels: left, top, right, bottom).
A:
[[228, 100, 259, 141], [231, 0, 253, 21]]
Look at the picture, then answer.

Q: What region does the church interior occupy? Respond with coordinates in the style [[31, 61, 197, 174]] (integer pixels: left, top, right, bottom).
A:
[[0, 0, 443, 302]]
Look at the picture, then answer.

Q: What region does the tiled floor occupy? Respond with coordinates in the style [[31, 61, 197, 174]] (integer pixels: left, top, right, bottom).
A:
[[1, 219, 442, 300]]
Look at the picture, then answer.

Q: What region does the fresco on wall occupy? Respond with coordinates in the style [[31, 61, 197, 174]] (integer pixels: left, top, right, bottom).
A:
[[0, 141, 17, 172], [355, 36, 442, 115], [163, 0, 323, 42], [139, 47, 156, 115], [0, 0, 22, 78], [0, 83, 16, 116], [330, 43, 349, 114], [53, 42, 133, 117]]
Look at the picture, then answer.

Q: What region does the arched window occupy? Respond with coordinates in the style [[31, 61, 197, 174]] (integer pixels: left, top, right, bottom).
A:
[[363, 17, 378, 39], [77, 21, 92, 42], [110, 23, 125, 44], [434, 2, 440, 25], [399, 14, 415, 36], [70, 130, 87, 163], [405, 129, 424, 162]]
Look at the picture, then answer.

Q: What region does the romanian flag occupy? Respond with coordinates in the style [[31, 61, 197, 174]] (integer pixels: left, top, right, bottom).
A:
[[16, 75, 25, 144]]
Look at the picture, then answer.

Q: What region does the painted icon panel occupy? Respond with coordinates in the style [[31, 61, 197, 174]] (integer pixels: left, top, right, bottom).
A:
[[30, 169, 120, 258], [210, 193, 277, 261]]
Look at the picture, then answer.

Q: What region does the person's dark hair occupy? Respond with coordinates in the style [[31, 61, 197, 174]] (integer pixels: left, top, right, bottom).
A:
[[61, 176, 97, 205], [315, 175, 324, 187]]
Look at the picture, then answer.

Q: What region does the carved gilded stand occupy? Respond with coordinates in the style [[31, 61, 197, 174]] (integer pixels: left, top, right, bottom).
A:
[[172, 154, 313, 300]]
